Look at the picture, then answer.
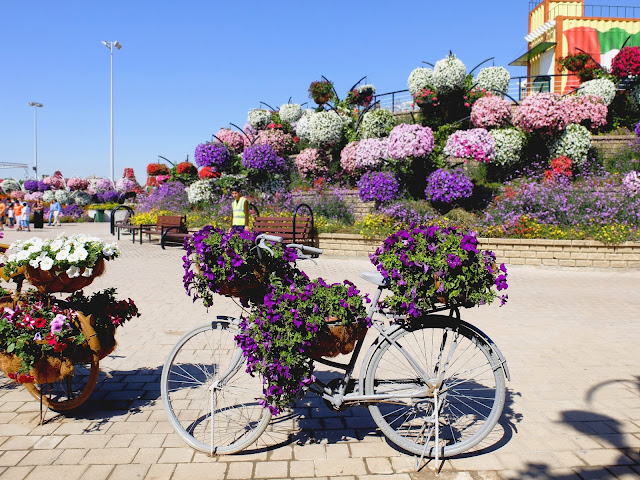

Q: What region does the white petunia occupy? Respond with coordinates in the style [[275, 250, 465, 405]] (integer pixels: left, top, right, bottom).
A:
[[81, 267, 93, 277], [40, 257, 54, 271], [49, 240, 64, 252], [66, 265, 80, 278], [16, 250, 30, 262], [56, 249, 70, 261]]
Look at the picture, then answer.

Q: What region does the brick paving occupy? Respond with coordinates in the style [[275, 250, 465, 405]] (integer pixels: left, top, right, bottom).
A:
[[0, 223, 639, 479]]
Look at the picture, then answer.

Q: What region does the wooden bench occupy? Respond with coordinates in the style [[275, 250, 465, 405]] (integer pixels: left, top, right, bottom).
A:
[[252, 204, 314, 246], [136, 215, 187, 245]]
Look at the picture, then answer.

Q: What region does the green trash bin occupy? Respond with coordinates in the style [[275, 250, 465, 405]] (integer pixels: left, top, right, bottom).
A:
[[94, 209, 105, 223]]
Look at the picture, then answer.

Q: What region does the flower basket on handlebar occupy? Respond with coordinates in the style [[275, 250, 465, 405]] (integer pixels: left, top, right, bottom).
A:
[[217, 268, 266, 299], [309, 317, 368, 359]]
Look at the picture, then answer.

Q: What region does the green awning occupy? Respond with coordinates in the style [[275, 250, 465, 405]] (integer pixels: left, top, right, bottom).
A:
[[509, 42, 556, 66]]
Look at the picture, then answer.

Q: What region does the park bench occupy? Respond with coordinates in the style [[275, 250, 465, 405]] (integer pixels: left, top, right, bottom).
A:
[[136, 215, 187, 245], [111, 206, 138, 243], [252, 203, 314, 246]]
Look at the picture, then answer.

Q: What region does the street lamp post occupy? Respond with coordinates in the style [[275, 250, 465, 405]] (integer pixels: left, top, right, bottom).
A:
[[101, 40, 122, 183], [27, 102, 43, 179]]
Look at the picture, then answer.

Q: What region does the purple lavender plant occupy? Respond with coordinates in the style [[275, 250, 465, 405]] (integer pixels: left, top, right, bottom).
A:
[[357, 171, 401, 203], [425, 169, 474, 204], [137, 181, 189, 213]]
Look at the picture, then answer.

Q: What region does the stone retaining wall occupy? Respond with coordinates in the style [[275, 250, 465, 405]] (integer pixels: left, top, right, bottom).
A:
[[317, 233, 640, 268], [590, 135, 636, 159]]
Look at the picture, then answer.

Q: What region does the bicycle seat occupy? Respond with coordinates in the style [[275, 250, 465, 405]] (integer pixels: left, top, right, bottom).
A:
[[360, 271, 390, 287]]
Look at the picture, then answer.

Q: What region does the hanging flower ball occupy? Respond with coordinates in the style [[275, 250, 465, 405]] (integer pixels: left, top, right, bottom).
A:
[[432, 53, 467, 92], [279, 103, 303, 124], [408, 68, 435, 96], [247, 109, 272, 130], [474, 67, 510, 96]]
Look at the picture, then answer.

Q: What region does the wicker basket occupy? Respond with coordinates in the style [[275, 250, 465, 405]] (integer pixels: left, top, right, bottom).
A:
[[76, 313, 116, 360], [217, 268, 266, 299], [25, 258, 106, 293], [0, 352, 74, 384], [309, 318, 368, 359]]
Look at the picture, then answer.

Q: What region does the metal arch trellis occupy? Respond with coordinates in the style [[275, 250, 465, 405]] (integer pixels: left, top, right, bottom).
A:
[[0, 162, 31, 179]]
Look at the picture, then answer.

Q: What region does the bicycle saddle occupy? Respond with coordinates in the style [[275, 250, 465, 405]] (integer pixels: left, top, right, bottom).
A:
[[360, 271, 391, 287]]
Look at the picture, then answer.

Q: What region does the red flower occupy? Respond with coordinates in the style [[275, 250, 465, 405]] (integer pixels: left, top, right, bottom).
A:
[[54, 342, 68, 352], [17, 374, 34, 383], [34, 317, 46, 328], [45, 333, 56, 346], [199, 167, 221, 179]]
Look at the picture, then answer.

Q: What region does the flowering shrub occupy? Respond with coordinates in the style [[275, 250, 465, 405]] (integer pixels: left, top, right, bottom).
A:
[[54, 190, 71, 205], [294, 148, 327, 178], [359, 109, 395, 139], [562, 94, 608, 130], [370, 226, 508, 317], [137, 181, 190, 213], [513, 92, 567, 135], [186, 179, 218, 204], [242, 144, 288, 173], [490, 128, 526, 165], [115, 178, 136, 193], [548, 123, 592, 163], [194, 142, 230, 170], [339, 141, 360, 174], [279, 103, 303, 124], [578, 78, 616, 106], [236, 277, 369, 414], [387, 124, 434, 159], [355, 138, 389, 170], [432, 53, 466, 92], [407, 67, 434, 95], [1, 179, 21, 193], [247, 109, 272, 130], [470, 95, 512, 128], [475, 66, 510, 96], [357, 171, 400, 203], [623, 171, 640, 195], [308, 111, 343, 147], [425, 168, 473, 204], [444, 128, 495, 162], [215, 128, 245, 153], [23, 180, 39, 193], [544, 156, 572, 182], [94, 178, 113, 192], [146, 163, 170, 176], [67, 177, 89, 191], [610, 46, 640, 79], [255, 129, 295, 156]]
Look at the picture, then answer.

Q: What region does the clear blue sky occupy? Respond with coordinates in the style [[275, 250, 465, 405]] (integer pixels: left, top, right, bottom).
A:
[[0, 0, 629, 181]]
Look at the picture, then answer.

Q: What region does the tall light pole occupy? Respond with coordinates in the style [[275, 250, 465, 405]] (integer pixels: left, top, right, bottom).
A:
[[27, 102, 43, 179], [101, 40, 122, 183]]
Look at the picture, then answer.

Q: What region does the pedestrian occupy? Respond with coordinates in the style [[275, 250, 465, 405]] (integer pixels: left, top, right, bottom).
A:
[[33, 201, 44, 229], [0, 200, 5, 230], [6, 202, 14, 228], [50, 200, 62, 226], [13, 202, 22, 231], [21, 202, 31, 232], [230, 185, 249, 233]]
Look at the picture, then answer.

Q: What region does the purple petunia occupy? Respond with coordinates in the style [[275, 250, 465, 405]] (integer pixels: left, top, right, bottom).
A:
[[446, 254, 462, 269], [357, 171, 401, 203], [425, 168, 474, 204], [242, 144, 288, 173]]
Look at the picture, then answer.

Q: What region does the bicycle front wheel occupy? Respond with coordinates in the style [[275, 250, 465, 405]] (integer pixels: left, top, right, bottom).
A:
[[365, 315, 506, 457], [161, 319, 271, 454]]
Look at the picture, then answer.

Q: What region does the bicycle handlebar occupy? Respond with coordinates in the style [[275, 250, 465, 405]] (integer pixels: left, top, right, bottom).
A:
[[258, 234, 283, 243], [287, 243, 323, 256]]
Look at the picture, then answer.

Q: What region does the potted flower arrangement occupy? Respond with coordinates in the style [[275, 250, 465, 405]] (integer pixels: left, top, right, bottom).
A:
[[369, 224, 508, 317], [308, 79, 334, 105], [4, 234, 120, 293], [235, 276, 370, 414], [346, 84, 376, 107], [147, 163, 170, 176]]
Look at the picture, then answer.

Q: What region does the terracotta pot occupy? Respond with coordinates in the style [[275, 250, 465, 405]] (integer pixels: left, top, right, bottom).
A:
[[309, 317, 368, 359], [25, 258, 106, 293]]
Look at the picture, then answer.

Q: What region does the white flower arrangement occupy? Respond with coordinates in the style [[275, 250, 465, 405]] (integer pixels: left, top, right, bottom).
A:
[[279, 103, 303, 124], [71, 191, 92, 207], [578, 78, 616, 106], [294, 109, 315, 143], [186, 179, 217, 204], [433, 54, 467, 92], [308, 110, 343, 147], [356, 84, 376, 95], [548, 123, 592, 163], [247, 109, 272, 130], [42, 190, 56, 203], [54, 190, 72, 205], [475, 67, 510, 96], [490, 128, 527, 166], [359, 109, 395, 139], [1, 179, 21, 194], [407, 68, 434, 95], [336, 105, 355, 127], [5, 234, 120, 278]]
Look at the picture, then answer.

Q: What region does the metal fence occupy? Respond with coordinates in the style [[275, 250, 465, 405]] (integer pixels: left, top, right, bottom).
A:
[[549, 3, 640, 19]]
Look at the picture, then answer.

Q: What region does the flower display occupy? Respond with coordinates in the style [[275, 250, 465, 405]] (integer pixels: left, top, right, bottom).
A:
[[444, 128, 495, 162], [387, 123, 434, 159], [5, 233, 120, 277], [194, 142, 231, 170], [346, 84, 375, 107], [470, 95, 512, 128], [54, 190, 71, 205], [176, 161, 197, 175], [96, 190, 120, 203], [66, 177, 89, 191], [623, 171, 640, 195], [236, 277, 369, 415], [137, 181, 189, 213], [42, 191, 56, 203], [279, 103, 303, 124], [242, 144, 288, 173], [94, 178, 114, 192], [186, 179, 218, 204], [412, 87, 439, 108], [490, 128, 527, 166], [255, 129, 295, 156], [214, 128, 245, 153], [72, 191, 92, 206], [562, 94, 608, 130], [1, 179, 21, 193], [357, 171, 400, 203], [10, 191, 25, 201], [294, 148, 328, 178], [23, 180, 39, 193], [629, 84, 640, 110], [308, 110, 343, 147], [115, 178, 136, 193], [370, 226, 508, 317], [308, 79, 334, 105], [425, 168, 474, 204], [42, 171, 65, 190], [294, 109, 314, 143], [407, 67, 434, 95], [474, 66, 510, 96], [544, 156, 573, 182], [359, 109, 395, 139], [198, 166, 221, 179], [577, 78, 616, 106], [548, 123, 592, 163], [432, 53, 467, 92], [37, 181, 50, 192], [24, 192, 44, 201], [610, 46, 640, 79], [146, 163, 170, 176], [513, 92, 567, 135], [339, 141, 360, 174], [65, 288, 140, 330], [355, 138, 389, 170], [247, 109, 272, 130]]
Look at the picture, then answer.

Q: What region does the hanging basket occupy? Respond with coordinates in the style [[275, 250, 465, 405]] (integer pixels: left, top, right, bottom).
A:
[[25, 258, 106, 293], [433, 277, 474, 308], [309, 317, 368, 359], [0, 352, 74, 384], [217, 268, 266, 299]]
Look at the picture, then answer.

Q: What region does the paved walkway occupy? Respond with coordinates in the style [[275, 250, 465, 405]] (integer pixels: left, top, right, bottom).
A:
[[0, 223, 639, 480]]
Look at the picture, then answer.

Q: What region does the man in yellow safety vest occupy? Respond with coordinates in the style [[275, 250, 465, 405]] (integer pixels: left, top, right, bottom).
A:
[[230, 186, 249, 233]]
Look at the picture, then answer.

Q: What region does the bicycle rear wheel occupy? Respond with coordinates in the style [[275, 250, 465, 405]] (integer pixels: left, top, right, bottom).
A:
[[161, 319, 271, 454], [365, 315, 506, 457]]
